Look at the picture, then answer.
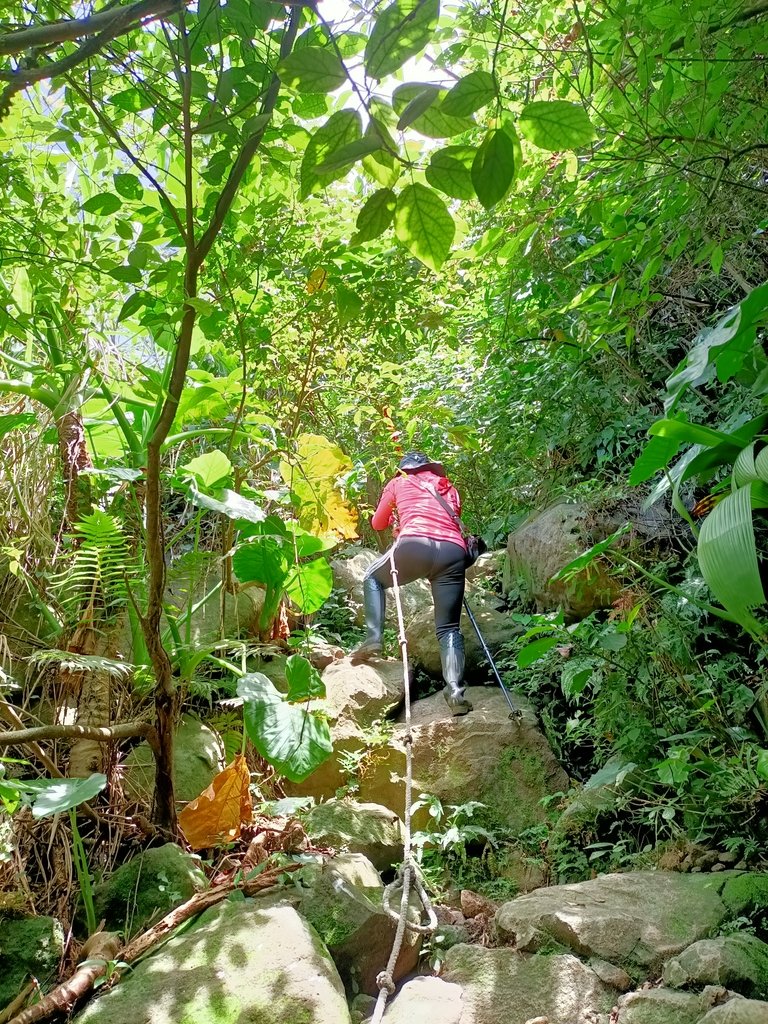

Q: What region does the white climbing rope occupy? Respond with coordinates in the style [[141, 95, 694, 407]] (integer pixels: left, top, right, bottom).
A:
[[370, 548, 438, 1024]]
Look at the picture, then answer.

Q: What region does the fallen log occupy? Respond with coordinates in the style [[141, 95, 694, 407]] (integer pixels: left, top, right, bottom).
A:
[[6, 862, 299, 1024]]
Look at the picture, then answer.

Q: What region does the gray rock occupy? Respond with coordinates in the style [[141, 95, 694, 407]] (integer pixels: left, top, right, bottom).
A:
[[382, 976, 464, 1023], [663, 934, 768, 999], [506, 503, 620, 620], [495, 871, 747, 975], [355, 687, 567, 834], [555, 756, 636, 842], [299, 854, 421, 997], [123, 715, 225, 805], [285, 659, 407, 800], [442, 945, 614, 1024], [616, 987, 711, 1024], [590, 957, 633, 991], [77, 901, 351, 1024], [0, 915, 64, 1007], [405, 590, 521, 675], [303, 800, 405, 872], [698, 995, 768, 1023], [92, 843, 207, 936]]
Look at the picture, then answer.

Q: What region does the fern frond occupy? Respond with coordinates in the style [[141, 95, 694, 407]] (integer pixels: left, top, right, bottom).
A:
[[30, 649, 134, 678], [53, 510, 136, 621]]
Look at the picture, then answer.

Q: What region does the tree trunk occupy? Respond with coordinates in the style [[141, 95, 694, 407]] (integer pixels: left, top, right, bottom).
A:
[[55, 409, 92, 530]]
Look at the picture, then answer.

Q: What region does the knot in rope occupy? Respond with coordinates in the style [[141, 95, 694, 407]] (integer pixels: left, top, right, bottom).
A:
[[376, 971, 396, 995]]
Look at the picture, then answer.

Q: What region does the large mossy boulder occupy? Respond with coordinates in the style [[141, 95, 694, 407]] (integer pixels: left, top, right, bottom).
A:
[[77, 901, 351, 1024], [356, 687, 567, 832], [303, 800, 405, 873], [616, 986, 717, 1024], [664, 933, 768, 999], [495, 871, 768, 977], [441, 945, 614, 1024], [92, 843, 207, 936], [698, 995, 768, 1023], [0, 914, 64, 1008], [506, 502, 620, 619], [285, 659, 406, 800], [122, 715, 225, 805]]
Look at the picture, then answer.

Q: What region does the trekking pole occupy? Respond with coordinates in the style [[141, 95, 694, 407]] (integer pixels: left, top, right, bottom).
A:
[[462, 598, 522, 721]]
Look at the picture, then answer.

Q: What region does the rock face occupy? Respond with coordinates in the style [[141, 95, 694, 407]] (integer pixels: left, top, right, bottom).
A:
[[290, 685, 566, 833], [92, 843, 207, 936], [355, 688, 568, 833], [495, 871, 768, 977], [286, 659, 406, 800], [299, 853, 421, 997], [303, 800, 405, 873], [616, 986, 716, 1024], [122, 715, 225, 805], [698, 995, 768, 1023], [442, 945, 614, 1024], [663, 934, 768, 999], [0, 914, 64, 1007], [77, 901, 351, 1024], [381, 976, 465, 1024], [506, 502, 620, 619], [405, 590, 520, 675]]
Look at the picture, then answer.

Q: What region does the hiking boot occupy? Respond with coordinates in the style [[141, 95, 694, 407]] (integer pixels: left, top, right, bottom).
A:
[[439, 631, 472, 715], [349, 576, 385, 664]]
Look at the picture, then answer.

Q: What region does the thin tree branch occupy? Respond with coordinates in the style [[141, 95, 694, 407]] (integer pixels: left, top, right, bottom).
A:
[[0, 722, 153, 748], [0, 0, 184, 56]]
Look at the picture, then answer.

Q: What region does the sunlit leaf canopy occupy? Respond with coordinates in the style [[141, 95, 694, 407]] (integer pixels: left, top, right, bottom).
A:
[[1, 0, 768, 524]]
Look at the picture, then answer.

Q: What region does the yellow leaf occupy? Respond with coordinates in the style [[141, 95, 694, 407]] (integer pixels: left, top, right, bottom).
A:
[[280, 433, 359, 543], [306, 267, 328, 294], [179, 754, 252, 850]]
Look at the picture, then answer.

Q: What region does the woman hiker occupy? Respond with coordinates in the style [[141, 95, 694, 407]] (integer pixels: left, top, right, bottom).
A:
[[350, 451, 472, 716]]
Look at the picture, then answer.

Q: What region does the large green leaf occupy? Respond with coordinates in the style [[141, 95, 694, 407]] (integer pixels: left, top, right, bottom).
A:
[[232, 534, 287, 590], [518, 101, 594, 150], [314, 136, 382, 175], [394, 183, 455, 272], [188, 484, 266, 524], [425, 145, 476, 200], [629, 432, 681, 486], [113, 173, 143, 200], [285, 654, 326, 702], [239, 673, 332, 782], [278, 46, 346, 94], [698, 483, 765, 626], [19, 774, 107, 818], [285, 556, 333, 613], [180, 449, 233, 489], [0, 412, 36, 438], [392, 84, 475, 139], [440, 70, 496, 117], [82, 192, 122, 215], [649, 419, 735, 449], [471, 128, 516, 209], [300, 109, 362, 198], [351, 188, 397, 245], [364, 0, 439, 80]]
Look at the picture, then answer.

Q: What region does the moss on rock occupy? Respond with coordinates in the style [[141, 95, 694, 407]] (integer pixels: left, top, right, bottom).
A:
[[92, 842, 207, 936], [0, 914, 64, 1007]]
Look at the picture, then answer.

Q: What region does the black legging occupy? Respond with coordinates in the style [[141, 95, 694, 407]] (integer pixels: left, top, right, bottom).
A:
[[364, 538, 466, 639]]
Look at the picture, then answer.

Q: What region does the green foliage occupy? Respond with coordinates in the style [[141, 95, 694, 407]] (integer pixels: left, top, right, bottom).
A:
[[53, 511, 133, 621], [238, 670, 332, 783]]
